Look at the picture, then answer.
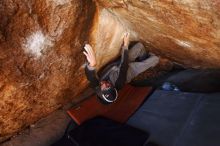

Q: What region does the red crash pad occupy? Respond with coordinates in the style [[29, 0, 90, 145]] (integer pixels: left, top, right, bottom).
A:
[[67, 84, 152, 125]]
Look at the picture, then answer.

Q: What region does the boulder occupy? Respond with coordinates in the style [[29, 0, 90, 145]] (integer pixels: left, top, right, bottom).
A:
[[0, 0, 96, 138], [0, 0, 220, 140]]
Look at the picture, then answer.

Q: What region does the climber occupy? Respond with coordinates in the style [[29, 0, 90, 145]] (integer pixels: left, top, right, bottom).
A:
[[83, 33, 159, 104]]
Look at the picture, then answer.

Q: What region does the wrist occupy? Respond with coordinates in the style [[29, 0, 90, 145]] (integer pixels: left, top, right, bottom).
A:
[[123, 42, 129, 48], [89, 63, 96, 67], [87, 63, 96, 70], [122, 45, 128, 50]]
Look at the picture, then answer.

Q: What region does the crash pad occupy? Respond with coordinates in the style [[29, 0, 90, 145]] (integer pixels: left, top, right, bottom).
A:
[[67, 84, 152, 125], [128, 90, 220, 146]]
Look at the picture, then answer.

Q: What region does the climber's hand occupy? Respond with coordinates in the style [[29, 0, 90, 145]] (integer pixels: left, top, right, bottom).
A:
[[83, 44, 96, 67], [123, 32, 130, 48]]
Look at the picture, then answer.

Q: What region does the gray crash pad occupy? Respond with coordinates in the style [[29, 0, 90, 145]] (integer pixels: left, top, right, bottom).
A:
[[127, 90, 220, 146]]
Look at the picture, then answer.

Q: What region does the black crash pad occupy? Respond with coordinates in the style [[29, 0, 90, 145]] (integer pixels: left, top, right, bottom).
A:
[[127, 90, 220, 146]]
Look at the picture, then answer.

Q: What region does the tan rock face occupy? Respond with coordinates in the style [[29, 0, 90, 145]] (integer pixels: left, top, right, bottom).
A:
[[0, 0, 220, 139], [96, 0, 220, 68], [0, 0, 96, 137]]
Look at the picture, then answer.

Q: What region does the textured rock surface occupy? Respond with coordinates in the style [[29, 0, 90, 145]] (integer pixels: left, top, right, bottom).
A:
[[0, 0, 96, 139], [96, 0, 220, 68], [0, 0, 220, 140]]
